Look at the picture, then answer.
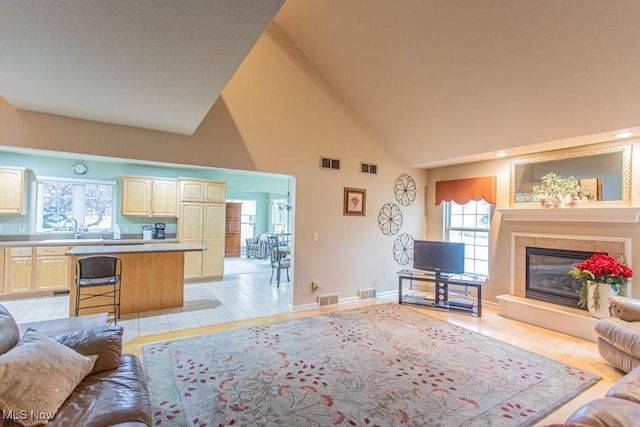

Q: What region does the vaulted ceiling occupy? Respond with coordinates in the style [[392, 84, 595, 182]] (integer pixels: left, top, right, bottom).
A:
[[2, 0, 640, 168], [0, 0, 285, 135]]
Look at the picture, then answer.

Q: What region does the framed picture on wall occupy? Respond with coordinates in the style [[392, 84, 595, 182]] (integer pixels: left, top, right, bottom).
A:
[[343, 187, 366, 216]]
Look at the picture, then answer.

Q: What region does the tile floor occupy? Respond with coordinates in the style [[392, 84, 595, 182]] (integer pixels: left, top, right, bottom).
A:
[[2, 257, 293, 343]]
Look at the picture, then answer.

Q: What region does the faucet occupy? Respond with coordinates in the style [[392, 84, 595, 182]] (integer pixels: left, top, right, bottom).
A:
[[63, 217, 81, 239]]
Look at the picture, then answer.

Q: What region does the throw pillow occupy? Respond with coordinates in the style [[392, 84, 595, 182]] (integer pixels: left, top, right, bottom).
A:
[[0, 330, 97, 427], [53, 325, 123, 374]]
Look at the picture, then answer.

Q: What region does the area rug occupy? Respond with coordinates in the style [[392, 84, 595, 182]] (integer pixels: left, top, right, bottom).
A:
[[143, 303, 599, 426]]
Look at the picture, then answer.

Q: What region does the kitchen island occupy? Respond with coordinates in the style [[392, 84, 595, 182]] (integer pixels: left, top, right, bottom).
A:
[[66, 243, 206, 316]]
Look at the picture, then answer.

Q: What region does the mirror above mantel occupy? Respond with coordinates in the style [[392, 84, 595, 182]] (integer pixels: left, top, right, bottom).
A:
[[509, 143, 632, 207]]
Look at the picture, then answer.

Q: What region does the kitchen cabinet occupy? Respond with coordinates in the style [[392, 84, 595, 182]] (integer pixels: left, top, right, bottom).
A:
[[179, 179, 225, 203], [0, 166, 28, 215], [181, 202, 204, 279], [34, 246, 70, 291], [179, 202, 226, 280], [121, 176, 177, 217], [203, 203, 226, 276], [5, 247, 33, 294], [178, 178, 226, 280], [1, 245, 71, 296], [225, 202, 242, 257]]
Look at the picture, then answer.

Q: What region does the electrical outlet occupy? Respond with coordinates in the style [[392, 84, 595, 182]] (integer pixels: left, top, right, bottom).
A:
[[18, 225, 26, 232], [123, 225, 128, 232], [313, 232, 319, 241]]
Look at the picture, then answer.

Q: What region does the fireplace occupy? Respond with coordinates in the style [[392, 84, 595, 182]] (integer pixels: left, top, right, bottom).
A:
[[500, 232, 630, 342], [525, 247, 597, 309]]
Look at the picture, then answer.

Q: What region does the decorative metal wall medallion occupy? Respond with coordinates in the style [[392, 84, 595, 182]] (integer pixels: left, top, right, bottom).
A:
[[378, 203, 403, 236], [393, 233, 414, 265], [394, 174, 417, 206]]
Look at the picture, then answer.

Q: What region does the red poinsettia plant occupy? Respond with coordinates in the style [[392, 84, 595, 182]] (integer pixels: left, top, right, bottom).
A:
[[568, 253, 633, 309]]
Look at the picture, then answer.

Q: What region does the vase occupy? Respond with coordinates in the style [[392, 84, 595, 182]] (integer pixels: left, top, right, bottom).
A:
[[586, 281, 617, 318]]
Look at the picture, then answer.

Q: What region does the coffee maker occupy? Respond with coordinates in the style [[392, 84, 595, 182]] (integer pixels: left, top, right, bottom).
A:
[[153, 223, 166, 239]]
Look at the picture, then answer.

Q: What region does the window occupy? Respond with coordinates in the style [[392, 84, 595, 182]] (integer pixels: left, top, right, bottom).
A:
[[272, 198, 291, 233], [36, 177, 116, 233], [444, 199, 491, 277]]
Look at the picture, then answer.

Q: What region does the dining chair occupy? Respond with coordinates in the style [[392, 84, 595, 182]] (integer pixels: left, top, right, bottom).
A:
[[267, 235, 290, 287]]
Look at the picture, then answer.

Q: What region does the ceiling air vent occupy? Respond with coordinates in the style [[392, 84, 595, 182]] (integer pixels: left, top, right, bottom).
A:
[[360, 162, 378, 174], [320, 156, 341, 170]]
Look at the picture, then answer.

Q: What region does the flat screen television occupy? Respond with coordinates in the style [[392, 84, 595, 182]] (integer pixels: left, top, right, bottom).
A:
[[413, 240, 465, 275]]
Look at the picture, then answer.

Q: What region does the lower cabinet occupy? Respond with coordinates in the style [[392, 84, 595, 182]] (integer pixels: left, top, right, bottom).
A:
[[5, 247, 33, 294], [34, 246, 70, 291], [2, 246, 70, 295], [184, 251, 203, 280], [203, 238, 225, 277]]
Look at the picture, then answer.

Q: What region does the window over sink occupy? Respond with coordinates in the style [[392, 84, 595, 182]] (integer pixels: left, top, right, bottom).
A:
[[35, 177, 116, 234]]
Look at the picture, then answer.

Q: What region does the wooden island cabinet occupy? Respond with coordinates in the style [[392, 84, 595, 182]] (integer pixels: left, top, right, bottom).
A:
[[66, 243, 205, 316]]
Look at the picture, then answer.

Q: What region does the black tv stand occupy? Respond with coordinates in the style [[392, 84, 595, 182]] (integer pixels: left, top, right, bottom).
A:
[[397, 269, 485, 316]]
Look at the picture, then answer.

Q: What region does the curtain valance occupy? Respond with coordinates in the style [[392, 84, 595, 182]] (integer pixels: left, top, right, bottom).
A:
[[435, 176, 497, 205]]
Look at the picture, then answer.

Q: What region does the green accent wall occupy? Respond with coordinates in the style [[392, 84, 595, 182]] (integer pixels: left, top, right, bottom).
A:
[[0, 150, 291, 237]]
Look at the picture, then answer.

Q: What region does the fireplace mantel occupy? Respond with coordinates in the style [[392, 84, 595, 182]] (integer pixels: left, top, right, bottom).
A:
[[497, 207, 640, 223]]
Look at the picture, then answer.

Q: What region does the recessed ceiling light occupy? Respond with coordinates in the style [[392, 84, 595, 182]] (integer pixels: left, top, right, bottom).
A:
[[496, 151, 507, 157], [614, 131, 634, 138]]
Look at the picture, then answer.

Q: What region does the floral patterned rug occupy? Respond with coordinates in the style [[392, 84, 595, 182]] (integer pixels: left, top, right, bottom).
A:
[[143, 303, 599, 426]]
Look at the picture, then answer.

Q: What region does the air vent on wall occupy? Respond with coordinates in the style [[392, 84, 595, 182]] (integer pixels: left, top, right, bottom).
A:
[[360, 162, 378, 174], [318, 293, 339, 306], [358, 288, 377, 300], [320, 156, 341, 170]]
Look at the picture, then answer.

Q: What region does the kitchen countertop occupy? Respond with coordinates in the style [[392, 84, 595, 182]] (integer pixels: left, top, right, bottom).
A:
[[66, 242, 206, 255], [0, 238, 180, 247]]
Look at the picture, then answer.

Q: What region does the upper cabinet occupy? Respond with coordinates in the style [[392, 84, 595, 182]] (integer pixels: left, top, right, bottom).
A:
[[179, 179, 225, 203], [121, 176, 177, 217], [0, 166, 28, 215]]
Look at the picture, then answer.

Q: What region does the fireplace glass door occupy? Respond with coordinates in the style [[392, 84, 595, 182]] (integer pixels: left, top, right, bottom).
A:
[[526, 247, 596, 309]]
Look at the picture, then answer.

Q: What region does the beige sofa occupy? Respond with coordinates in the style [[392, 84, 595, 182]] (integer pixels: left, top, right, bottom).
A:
[[595, 296, 640, 373], [0, 304, 151, 426], [547, 296, 640, 426]]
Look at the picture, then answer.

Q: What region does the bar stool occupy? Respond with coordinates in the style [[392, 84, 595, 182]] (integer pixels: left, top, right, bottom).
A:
[[75, 255, 122, 323]]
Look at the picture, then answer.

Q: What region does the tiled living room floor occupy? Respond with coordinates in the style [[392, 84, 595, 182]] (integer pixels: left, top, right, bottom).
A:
[[2, 257, 294, 343]]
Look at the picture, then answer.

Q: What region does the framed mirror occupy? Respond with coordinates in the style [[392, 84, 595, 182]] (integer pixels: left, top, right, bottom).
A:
[[510, 144, 632, 207]]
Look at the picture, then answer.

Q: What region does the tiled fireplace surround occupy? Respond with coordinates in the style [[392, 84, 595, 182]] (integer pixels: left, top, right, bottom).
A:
[[498, 232, 631, 342]]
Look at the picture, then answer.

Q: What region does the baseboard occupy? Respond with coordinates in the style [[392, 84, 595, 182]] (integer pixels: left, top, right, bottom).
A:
[[292, 303, 319, 312], [339, 296, 359, 305]]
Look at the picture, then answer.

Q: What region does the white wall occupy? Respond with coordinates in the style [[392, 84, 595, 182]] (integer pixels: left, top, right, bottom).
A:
[[0, 23, 427, 308]]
